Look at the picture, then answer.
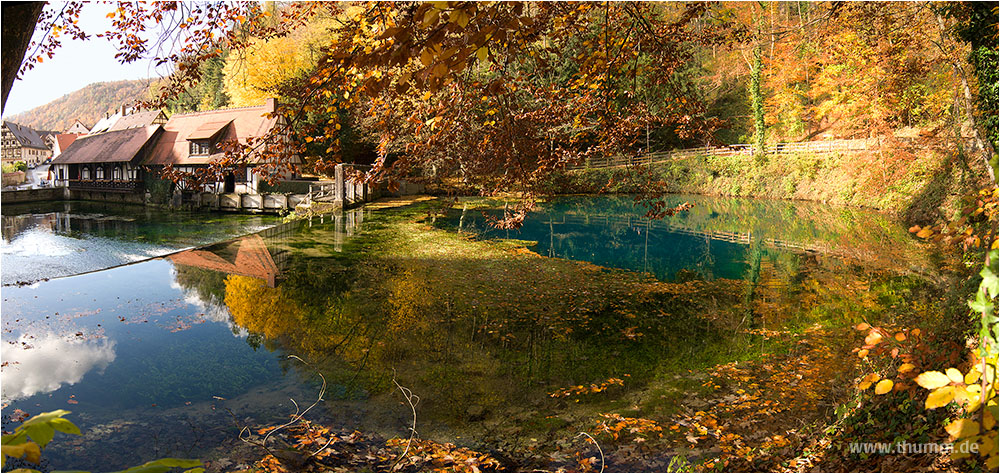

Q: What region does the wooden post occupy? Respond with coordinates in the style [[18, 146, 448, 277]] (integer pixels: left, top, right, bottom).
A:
[[334, 163, 345, 209]]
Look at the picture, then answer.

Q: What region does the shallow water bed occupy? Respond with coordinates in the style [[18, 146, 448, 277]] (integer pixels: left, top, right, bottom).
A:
[[1, 197, 955, 471]]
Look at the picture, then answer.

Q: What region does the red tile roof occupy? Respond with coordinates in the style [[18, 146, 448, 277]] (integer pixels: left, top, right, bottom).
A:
[[55, 133, 81, 153], [51, 125, 161, 164], [145, 101, 279, 166]]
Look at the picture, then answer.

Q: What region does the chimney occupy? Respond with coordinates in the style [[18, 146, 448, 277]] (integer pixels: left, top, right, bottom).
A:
[[265, 98, 277, 114], [120, 104, 127, 116]]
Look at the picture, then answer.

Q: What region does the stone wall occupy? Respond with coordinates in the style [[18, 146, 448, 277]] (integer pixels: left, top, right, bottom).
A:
[[1, 186, 69, 203], [2, 171, 26, 187]]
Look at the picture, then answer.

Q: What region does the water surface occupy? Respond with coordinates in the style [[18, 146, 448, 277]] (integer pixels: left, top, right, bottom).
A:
[[1, 201, 280, 285], [1, 196, 953, 471]]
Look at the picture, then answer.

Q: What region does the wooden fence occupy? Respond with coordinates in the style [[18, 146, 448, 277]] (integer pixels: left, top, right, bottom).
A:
[[571, 139, 869, 170]]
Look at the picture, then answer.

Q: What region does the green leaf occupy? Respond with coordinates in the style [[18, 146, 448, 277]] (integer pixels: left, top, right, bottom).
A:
[[47, 418, 81, 436], [121, 458, 203, 473], [22, 424, 54, 450], [970, 289, 993, 314]]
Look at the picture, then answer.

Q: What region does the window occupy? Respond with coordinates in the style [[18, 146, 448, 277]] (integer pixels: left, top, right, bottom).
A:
[[82, 166, 90, 180], [113, 166, 122, 180], [96, 166, 104, 179], [189, 141, 212, 155]]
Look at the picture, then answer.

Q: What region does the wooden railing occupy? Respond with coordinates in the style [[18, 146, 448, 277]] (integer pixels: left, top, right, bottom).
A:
[[68, 179, 143, 193], [571, 139, 869, 170], [306, 164, 375, 207]]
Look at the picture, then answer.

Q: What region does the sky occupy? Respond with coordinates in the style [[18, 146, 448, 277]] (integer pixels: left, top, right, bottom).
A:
[[2, 2, 167, 118]]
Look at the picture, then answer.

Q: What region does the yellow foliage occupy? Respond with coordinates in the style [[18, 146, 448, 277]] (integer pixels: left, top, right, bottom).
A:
[[924, 386, 954, 409], [874, 379, 893, 395], [224, 274, 302, 339], [223, 15, 339, 106], [914, 371, 951, 389], [945, 419, 980, 439]]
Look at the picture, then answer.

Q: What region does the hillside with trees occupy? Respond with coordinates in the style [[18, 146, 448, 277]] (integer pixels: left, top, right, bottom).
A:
[[5, 79, 155, 132]]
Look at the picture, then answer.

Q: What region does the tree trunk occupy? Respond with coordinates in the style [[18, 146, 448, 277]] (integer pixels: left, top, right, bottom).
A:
[[936, 14, 997, 184], [1, 2, 45, 113]]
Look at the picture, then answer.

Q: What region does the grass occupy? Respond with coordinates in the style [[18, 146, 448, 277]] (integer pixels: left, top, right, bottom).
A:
[[548, 147, 989, 220]]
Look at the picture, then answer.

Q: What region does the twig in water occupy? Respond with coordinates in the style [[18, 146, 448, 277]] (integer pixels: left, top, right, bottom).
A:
[[236, 355, 328, 461], [575, 431, 606, 473], [390, 369, 420, 471]]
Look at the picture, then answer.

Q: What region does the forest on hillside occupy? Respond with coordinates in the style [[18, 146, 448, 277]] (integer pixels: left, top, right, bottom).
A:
[[5, 79, 155, 132]]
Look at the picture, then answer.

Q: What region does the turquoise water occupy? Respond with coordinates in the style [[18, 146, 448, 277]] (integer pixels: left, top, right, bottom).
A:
[[1, 201, 280, 285], [438, 194, 937, 282], [0, 197, 950, 471]]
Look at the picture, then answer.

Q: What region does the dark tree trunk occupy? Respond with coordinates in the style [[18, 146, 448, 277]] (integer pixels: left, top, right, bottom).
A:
[[2, 1, 44, 113]]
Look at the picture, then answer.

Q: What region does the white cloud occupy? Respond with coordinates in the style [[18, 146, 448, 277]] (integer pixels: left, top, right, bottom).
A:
[[1, 333, 116, 402]]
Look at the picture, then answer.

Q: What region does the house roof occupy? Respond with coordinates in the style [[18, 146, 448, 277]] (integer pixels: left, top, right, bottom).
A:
[[107, 109, 166, 132], [51, 125, 161, 164], [3, 122, 48, 150], [55, 134, 82, 153], [145, 101, 280, 166], [187, 119, 232, 141], [88, 112, 122, 135], [65, 120, 90, 134]]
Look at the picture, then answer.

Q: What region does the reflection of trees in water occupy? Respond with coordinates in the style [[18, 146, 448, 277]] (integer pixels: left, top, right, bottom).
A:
[[207, 203, 953, 443], [510, 195, 939, 280]]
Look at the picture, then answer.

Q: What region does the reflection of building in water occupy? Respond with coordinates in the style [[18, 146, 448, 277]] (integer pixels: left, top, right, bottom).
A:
[[168, 219, 303, 287], [308, 207, 367, 252], [1, 205, 142, 243], [167, 209, 367, 286]]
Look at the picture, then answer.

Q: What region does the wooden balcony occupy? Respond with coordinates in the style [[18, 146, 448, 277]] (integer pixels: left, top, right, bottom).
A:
[[68, 179, 143, 193]]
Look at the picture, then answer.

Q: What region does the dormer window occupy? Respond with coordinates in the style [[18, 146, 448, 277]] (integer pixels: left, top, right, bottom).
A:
[[190, 140, 213, 155]]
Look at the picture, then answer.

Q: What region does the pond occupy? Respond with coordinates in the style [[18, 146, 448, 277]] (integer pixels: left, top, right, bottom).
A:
[[0, 196, 954, 471], [1, 200, 280, 286]]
